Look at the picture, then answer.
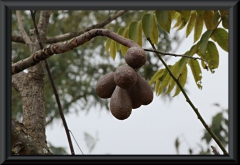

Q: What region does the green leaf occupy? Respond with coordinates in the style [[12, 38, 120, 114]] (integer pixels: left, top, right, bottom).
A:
[[173, 65, 188, 97], [142, 13, 158, 44], [137, 21, 143, 46], [120, 27, 129, 56], [155, 10, 172, 33], [173, 15, 182, 28], [222, 15, 229, 29], [199, 30, 213, 55], [129, 21, 140, 44], [211, 28, 228, 52], [156, 66, 173, 95], [186, 12, 197, 37], [213, 11, 220, 28], [188, 59, 202, 89], [170, 10, 178, 21], [109, 40, 116, 60], [203, 10, 214, 30], [177, 10, 191, 30], [205, 41, 219, 72], [152, 13, 159, 44], [105, 38, 111, 53], [188, 43, 200, 56], [150, 68, 168, 85], [155, 80, 161, 96], [165, 63, 179, 95], [194, 15, 204, 43], [115, 27, 126, 51]]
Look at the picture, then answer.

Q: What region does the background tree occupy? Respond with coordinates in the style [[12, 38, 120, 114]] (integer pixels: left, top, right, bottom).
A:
[[11, 10, 228, 155]]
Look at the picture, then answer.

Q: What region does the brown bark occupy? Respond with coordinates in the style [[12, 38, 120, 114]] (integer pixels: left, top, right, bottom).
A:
[[12, 29, 140, 75], [12, 119, 52, 155]]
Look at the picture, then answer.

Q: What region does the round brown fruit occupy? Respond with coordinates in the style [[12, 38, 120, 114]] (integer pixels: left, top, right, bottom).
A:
[[110, 87, 132, 120], [114, 65, 137, 89], [95, 72, 116, 99], [125, 47, 146, 68]]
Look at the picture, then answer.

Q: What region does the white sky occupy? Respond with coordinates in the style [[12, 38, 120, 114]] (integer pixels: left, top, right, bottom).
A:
[[46, 24, 228, 155]]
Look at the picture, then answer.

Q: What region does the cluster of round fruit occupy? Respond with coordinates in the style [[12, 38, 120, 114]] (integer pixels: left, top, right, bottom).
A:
[[95, 47, 153, 120]]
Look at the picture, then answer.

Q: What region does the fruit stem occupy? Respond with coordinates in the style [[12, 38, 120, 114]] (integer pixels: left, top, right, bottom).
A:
[[147, 38, 228, 155]]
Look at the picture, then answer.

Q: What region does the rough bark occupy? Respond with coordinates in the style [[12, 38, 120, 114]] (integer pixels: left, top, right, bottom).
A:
[[12, 119, 52, 155], [14, 10, 49, 150]]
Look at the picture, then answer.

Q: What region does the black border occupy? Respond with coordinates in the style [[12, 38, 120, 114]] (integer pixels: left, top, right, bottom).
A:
[[1, 0, 239, 164]]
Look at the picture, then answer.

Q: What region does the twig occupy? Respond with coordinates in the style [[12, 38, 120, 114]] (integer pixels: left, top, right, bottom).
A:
[[30, 10, 75, 155], [12, 10, 128, 44], [147, 37, 228, 155], [211, 145, 220, 155], [69, 130, 84, 155], [16, 11, 31, 45], [144, 48, 208, 62]]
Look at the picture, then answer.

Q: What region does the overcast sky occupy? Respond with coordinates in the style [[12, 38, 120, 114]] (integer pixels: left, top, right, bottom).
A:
[[46, 25, 228, 155]]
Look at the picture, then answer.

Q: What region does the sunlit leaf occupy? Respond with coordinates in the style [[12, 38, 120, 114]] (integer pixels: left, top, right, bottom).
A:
[[186, 12, 197, 37], [156, 66, 173, 95], [105, 38, 111, 53], [188, 59, 202, 89], [203, 10, 214, 30], [199, 30, 213, 55], [109, 40, 116, 60], [165, 63, 179, 95], [155, 80, 161, 96], [156, 10, 172, 33], [173, 65, 188, 97], [194, 15, 204, 43], [120, 27, 129, 56]]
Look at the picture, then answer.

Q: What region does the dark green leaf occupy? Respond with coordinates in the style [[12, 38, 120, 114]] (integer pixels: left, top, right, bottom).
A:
[[203, 10, 214, 30], [199, 30, 213, 55]]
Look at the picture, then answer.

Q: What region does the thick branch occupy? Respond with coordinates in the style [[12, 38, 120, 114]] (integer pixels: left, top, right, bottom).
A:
[[16, 11, 31, 45], [12, 119, 52, 155], [12, 10, 128, 44], [12, 29, 139, 75]]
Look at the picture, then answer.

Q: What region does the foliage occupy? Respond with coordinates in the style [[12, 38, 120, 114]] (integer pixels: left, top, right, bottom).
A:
[[106, 10, 228, 97]]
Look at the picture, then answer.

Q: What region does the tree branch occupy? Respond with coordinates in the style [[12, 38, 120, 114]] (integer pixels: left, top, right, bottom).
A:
[[12, 29, 139, 75], [12, 118, 52, 155], [16, 11, 31, 45], [147, 38, 228, 155], [37, 10, 52, 42], [12, 10, 128, 44]]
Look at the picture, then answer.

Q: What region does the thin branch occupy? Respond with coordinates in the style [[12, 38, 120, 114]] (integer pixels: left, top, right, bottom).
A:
[[147, 38, 228, 155], [16, 11, 31, 45], [12, 29, 139, 75], [12, 10, 128, 44], [37, 10, 52, 41], [144, 48, 208, 62], [30, 10, 75, 155]]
